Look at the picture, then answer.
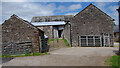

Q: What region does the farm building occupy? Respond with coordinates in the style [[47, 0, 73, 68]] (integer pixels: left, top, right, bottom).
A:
[[2, 14, 48, 55], [31, 4, 114, 47], [31, 15, 73, 39], [114, 25, 119, 42], [68, 4, 114, 47]]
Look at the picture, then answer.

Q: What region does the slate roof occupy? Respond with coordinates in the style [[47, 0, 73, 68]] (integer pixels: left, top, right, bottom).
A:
[[114, 25, 119, 32], [31, 15, 73, 22], [31, 21, 66, 26], [2, 14, 44, 32]]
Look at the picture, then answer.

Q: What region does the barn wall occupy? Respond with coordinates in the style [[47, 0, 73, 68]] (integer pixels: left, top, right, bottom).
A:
[[2, 16, 42, 55], [37, 25, 64, 39], [31, 15, 73, 22], [70, 5, 114, 46], [37, 26, 53, 39], [63, 23, 71, 44]]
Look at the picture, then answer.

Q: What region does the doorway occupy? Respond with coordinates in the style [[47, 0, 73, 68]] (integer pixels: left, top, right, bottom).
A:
[[58, 30, 63, 38]]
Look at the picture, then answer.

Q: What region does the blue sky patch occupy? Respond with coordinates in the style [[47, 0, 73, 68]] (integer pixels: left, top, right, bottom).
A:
[[1, 2, 119, 25]]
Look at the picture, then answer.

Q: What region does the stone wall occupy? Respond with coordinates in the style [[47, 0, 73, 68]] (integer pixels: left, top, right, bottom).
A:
[[2, 15, 43, 55], [38, 25, 65, 39], [37, 26, 53, 39], [70, 4, 114, 46], [31, 15, 73, 22], [63, 23, 71, 45]]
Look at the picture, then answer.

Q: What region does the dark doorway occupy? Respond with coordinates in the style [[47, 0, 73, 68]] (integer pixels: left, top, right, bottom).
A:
[[102, 37, 104, 47], [58, 30, 63, 38]]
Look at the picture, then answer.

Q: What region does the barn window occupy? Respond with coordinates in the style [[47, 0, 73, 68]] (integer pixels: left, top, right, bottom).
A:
[[79, 35, 102, 47], [88, 36, 94, 46], [80, 36, 87, 46]]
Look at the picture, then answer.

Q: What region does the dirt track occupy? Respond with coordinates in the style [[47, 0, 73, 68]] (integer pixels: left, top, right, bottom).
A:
[[3, 47, 118, 66]]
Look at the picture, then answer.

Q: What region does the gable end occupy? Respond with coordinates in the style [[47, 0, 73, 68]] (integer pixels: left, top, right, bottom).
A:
[[73, 4, 114, 21]]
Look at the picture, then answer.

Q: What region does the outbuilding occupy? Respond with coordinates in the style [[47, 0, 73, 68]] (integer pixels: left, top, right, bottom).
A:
[[2, 14, 47, 55]]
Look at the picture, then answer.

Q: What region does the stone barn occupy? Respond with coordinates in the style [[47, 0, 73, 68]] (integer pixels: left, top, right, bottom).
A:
[[31, 4, 114, 47], [65, 4, 114, 47], [2, 14, 47, 55], [31, 15, 73, 39]]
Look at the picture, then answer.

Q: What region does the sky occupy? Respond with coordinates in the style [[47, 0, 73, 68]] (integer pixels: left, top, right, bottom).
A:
[[0, 1, 119, 25]]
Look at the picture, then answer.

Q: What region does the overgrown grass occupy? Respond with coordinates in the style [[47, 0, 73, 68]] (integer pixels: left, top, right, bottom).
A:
[[48, 39, 70, 47], [48, 39, 55, 41], [48, 39, 64, 41], [63, 39, 70, 47], [2, 52, 50, 58], [105, 55, 120, 67]]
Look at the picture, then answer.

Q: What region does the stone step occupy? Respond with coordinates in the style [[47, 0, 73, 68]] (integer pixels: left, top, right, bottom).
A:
[[48, 39, 67, 51]]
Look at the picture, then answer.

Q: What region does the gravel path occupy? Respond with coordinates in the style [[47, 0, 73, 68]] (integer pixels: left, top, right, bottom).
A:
[[3, 47, 118, 66]]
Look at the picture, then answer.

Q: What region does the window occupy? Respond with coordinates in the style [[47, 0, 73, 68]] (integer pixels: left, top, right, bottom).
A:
[[79, 35, 101, 47]]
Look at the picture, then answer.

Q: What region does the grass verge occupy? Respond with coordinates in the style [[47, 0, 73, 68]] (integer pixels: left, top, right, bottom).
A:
[[105, 55, 120, 67], [2, 52, 50, 58], [63, 39, 70, 47]]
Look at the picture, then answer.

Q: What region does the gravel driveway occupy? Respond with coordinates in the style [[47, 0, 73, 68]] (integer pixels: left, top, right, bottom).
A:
[[3, 47, 118, 66]]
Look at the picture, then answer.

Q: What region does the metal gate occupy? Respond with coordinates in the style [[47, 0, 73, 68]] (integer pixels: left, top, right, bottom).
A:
[[79, 35, 102, 47]]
